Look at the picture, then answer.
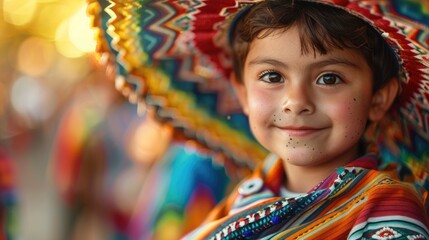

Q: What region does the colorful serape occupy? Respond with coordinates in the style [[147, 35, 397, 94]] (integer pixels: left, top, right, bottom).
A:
[[185, 154, 429, 239]]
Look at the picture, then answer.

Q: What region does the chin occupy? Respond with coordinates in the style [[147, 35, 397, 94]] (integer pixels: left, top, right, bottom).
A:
[[280, 153, 317, 164]]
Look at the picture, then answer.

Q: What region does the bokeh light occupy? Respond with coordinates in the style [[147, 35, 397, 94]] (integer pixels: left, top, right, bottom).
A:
[[0, 0, 114, 239], [10, 75, 56, 126], [2, 0, 96, 58], [3, 0, 37, 27], [17, 37, 56, 77], [55, 5, 96, 58], [68, 5, 97, 55], [1, 0, 98, 130]]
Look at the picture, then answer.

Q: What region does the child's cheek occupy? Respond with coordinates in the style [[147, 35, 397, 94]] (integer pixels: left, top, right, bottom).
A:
[[334, 97, 368, 142], [247, 88, 275, 116]]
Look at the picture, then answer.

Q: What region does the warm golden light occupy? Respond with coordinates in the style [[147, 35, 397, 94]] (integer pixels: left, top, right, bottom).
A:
[[55, 21, 85, 58], [128, 118, 173, 164], [0, 81, 7, 117], [17, 37, 56, 77], [55, 4, 96, 58], [3, 0, 96, 57], [3, 0, 37, 26], [69, 5, 97, 54]]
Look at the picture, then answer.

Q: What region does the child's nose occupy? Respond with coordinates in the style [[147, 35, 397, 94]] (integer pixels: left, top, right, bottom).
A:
[[282, 84, 315, 115]]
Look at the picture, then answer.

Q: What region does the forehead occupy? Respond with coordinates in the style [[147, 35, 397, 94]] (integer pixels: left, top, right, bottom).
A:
[[246, 27, 368, 69]]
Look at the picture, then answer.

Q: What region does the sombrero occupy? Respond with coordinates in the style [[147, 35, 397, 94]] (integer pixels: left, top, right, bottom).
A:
[[86, 0, 429, 188]]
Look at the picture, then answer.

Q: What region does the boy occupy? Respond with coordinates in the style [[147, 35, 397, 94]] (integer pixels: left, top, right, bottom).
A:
[[183, 1, 429, 239]]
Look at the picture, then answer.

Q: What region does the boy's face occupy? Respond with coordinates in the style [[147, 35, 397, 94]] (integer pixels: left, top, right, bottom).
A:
[[236, 26, 379, 168]]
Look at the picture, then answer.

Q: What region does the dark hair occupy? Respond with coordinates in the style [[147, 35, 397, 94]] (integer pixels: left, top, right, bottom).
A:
[[231, 0, 399, 91]]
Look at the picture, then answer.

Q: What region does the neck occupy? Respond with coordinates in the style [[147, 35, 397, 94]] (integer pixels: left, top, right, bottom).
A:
[[283, 165, 333, 193], [282, 151, 359, 193]]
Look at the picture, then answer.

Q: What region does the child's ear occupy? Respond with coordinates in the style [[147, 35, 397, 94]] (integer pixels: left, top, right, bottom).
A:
[[231, 73, 249, 115], [369, 78, 399, 122]]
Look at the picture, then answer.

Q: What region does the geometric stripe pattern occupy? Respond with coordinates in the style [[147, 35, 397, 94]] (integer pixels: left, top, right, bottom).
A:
[[184, 155, 429, 239]]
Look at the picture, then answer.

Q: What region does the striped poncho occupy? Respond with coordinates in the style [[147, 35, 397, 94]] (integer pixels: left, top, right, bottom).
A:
[[184, 154, 429, 239]]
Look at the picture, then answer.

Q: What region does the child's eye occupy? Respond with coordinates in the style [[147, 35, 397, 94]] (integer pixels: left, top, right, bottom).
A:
[[316, 73, 343, 85], [258, 70, 284, 83]]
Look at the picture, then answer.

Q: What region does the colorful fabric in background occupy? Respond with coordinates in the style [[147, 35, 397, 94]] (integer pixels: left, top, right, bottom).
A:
[[0, 150, 17, 240], [52, 88, 134, 239], [369, 0, 429, 197], [129, 143, 233, 240], [52, 85, 235, 239], [87, 0, 429, 198], [53, 90, 109, 206]]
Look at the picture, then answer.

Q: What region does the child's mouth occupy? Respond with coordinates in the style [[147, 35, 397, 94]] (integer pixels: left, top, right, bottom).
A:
[[277, 126, 325, 137]]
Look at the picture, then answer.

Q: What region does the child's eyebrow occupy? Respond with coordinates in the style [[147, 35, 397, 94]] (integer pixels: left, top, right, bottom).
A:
[[246, 57, 360, 69], [247, 58, 287, 68], [309, 58, 360, 69]]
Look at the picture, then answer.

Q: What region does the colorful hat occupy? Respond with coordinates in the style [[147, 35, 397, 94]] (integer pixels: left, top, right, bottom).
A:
[[87, 0, 429, 186]]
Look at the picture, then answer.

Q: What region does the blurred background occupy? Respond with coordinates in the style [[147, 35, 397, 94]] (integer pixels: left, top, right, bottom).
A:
[[1, 0, 100, 239], [0, 0, 235, 239]]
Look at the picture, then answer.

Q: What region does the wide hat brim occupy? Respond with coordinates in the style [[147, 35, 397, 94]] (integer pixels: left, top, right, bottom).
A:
[[87, 0, 429, 185]]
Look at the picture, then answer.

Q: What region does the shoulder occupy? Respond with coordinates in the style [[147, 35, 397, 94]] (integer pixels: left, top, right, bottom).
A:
[[363, 169, 426, 203], [357, 169, 426, 217], [348, 169, 429, 240]]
